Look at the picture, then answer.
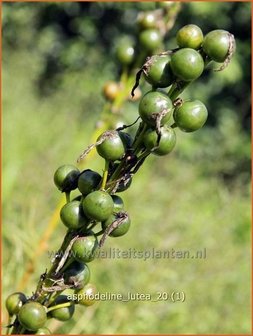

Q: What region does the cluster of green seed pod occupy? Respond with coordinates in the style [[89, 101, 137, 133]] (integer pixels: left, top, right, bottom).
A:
[[5, 282, 97, 333], [135, 24, 235, 138], [103, 3, 181, 104], [6, 23, 235, 335], [5, 293, 48, 334], [115, 6, 174, 66]]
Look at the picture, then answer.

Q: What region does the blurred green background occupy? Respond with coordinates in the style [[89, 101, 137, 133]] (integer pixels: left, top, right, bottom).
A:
[[2, 2, 251, 334]]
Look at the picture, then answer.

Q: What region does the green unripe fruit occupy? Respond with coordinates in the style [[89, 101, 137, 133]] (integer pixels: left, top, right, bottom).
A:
[[143, 125, 176, 156], [144, 55, 174, 88], [82, 190, 114, 221], [71, 234, 98, 263], [139, 91, 173, 126], [18, 302, 47, 331], [6, 292, 27, 316], [75, 283, 97, 306], [96, 131, 125, 161], [116, 38, 135, 65], [176, 24, 203, 49], [50, 295, 75, 322], [202, 29, 234, 62], [35, 327, 52, 334], [54, 165, 80, 192], [60, 201, 89, 229], [77, 169, 102, 196], [170, 48, 204, 81], [138, 12, 156, 29], [173, 100, 208, 132], [111, 195, 124, 211], [64, 261, 90, 289], [139, 29, 162, 51], [102, 212, 131, 237]]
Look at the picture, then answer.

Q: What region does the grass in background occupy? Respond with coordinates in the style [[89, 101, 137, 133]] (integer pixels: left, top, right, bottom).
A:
[[2, 2, 251, 334]]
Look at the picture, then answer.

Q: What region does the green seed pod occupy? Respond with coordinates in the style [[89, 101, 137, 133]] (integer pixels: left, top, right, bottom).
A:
[[116, 37, 135, 65], [60, 200, 89, 229], [64, 261, 90, 289], [77, 169, 102, 196], [139, 91, 173, 126], [102, 212, 131, 237], [75, 283, 97, 306], [139, 29, 162, 51], [138, 12, 156, 30], [144, 55, 174, 88], [173, 100, 208, 132], [54, 165, 80, 192], [170, 48, 204, 81], [18, 302, 47, 331], [96, 131, 125, 161], [6, 292, 27, 316], [82, 190, 114, 222], [176, 24, 203, 49], [71, 234, 99, 263], [202, 29, 235, 62], [143, 125, 176, 156], [137, 12, 157, 29]]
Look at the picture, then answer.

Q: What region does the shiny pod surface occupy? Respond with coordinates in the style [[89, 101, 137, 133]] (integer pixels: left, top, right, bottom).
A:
[[176, 24, 203, 49], [143, 125, 176, 156], [18, 302, 47, 331], [96, 131, 125, 161], [139, 91, 173, 126], [71, 234, 98, 263], [82, 190, 114, 221], [144, 55, 174, 88], [173, 100, 208, 132], [203, 29, 234, 62], [170, 48, 204, 81]]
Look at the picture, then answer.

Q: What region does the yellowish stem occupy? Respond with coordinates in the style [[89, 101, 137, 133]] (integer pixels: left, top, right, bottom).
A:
[[101, 160, 109, 190], [47, 301, 74, 313]]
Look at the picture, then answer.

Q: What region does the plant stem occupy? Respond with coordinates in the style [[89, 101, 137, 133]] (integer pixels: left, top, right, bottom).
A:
[[65, 191, 71, 203], [138, 150, 150, 162], [6, 316, 13, 335], [108, 161, 123, 183], [58, 256, 75, 275], [113, 70, 133, 111], [101, 160, 109, 190], [47, 290, 64, 307], [47, 301, 74, 313], [168, 81, 190, 101], [33, 230, 75, 305], [133, 122, 148, 154], [106, 122, 148, 192]]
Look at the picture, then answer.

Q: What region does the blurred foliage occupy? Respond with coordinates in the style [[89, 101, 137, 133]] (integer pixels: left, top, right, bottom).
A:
[[2, 1, 251, 184], [2, 2, 250, 130], [2, 2, 251, 335]]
